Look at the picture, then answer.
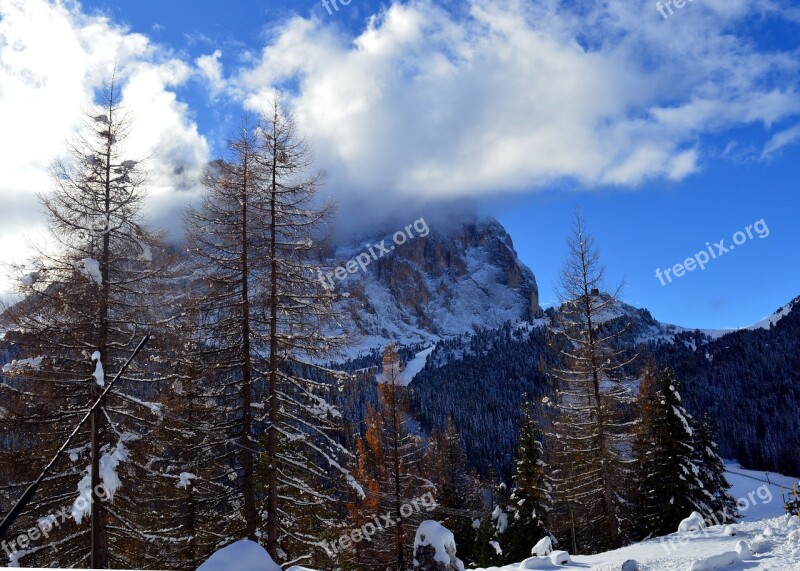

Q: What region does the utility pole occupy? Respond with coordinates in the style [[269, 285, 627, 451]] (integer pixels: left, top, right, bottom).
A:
[[90, 371, 104, 568]]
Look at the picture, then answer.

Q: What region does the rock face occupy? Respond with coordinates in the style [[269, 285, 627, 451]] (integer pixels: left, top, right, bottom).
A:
[[328, 216, 541, 352]]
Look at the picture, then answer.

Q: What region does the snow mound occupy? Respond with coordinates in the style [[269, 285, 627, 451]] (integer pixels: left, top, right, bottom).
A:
[[413, 520, 465, 571], [721, 525, 735, 536], [749, 534, 772, 553], [688, 551, 739, 570], [197, 540, 281, 571], [531, 536, 553, 556], [734, 540, 752, 558], [678, 511, 706, 533]]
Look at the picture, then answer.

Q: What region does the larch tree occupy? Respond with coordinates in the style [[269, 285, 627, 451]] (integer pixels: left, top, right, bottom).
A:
[[255, 99, 351, 564], [0, 76, 167, 568], [184, 118, 266, 543], [185, 101, 352, 565], [348, 344, 426, 570], [546, 210, 637, 553], [422, 418, 482, 564]]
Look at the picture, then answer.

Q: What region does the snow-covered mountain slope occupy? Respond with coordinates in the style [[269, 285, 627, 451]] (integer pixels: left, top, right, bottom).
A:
[[748, 296, 800, 331], [327, 216, 541, 354]]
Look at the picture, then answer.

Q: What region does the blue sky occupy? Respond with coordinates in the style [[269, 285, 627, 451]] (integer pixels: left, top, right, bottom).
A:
[[1, 0, 798, 329]]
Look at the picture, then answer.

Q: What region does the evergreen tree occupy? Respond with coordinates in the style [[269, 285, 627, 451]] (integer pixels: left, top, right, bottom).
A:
[[692, 415, 739, 525], [634, 365, 707, 538], [505, 401, 551, 561]]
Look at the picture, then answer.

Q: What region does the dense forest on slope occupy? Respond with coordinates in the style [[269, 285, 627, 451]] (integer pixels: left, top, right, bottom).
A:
[[407, 298, 800, 479]]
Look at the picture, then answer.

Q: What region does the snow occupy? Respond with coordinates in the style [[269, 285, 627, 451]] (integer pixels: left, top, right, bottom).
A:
[[402, 345, 435, 386], [20, 271, 39, 287], [177, 472, 197, 489], [679, 512, 707, 533], [2, 356, 43, 373], [688, 551, 739, 570], [71, 435, 134, 523], [197, 540, 281, 571], [91, 351, 104, 387], [75, 258, 102, 286], [531, 536, 553, 556], [414, 520, 465, 571], [470, 513, 800, 570], [724, 463, 798, 521], [748, 298, 798, 331]]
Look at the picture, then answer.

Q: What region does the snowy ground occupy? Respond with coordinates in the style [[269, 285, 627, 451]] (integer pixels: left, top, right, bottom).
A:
[[475, 464, 800, 570]]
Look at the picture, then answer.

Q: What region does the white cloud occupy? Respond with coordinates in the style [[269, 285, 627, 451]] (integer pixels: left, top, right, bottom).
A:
[[196, 49, 226, 97], [0, 0, 209, 293], [762, 122, 800, 157], [235, 0, 800, 199]]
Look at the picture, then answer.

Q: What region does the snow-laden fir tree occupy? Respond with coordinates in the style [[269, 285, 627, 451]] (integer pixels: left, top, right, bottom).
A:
[[634, 365, 710, 537], [692, 414, 738, 525], [0, 76, 168, 568], [504, 400, 551, 562], [545, 210, 637, 553]]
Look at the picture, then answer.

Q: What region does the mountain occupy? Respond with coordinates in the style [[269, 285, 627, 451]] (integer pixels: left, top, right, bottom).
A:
[[324, 216, 541, 355], [327, 216, 800, 479]]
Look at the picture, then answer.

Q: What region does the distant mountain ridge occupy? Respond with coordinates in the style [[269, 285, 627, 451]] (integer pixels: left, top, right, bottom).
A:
[[326, 216, 800, 478]]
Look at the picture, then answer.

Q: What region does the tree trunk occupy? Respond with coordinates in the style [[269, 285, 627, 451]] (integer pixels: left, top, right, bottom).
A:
[[240, 156, 258, 540], [266, 125, 280, 555]]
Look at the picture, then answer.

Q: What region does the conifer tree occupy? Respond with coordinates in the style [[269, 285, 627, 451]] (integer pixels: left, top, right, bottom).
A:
[[634, 365, 707, 537], [505, 401, 551, 561], [0, 76, 167, 568], [692, 415, 739, 525], [185, 100, 352, 564], [422, 418, 482, 563], [546, 210, 636, 553]]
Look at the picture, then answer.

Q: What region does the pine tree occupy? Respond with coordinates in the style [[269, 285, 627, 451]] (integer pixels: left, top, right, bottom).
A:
[[546, 210, 636, 553], [634, 365, 708, 537], [692, 415, 739, 525], [505, 401, 551, 561], [0, 76, 167, 568]]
